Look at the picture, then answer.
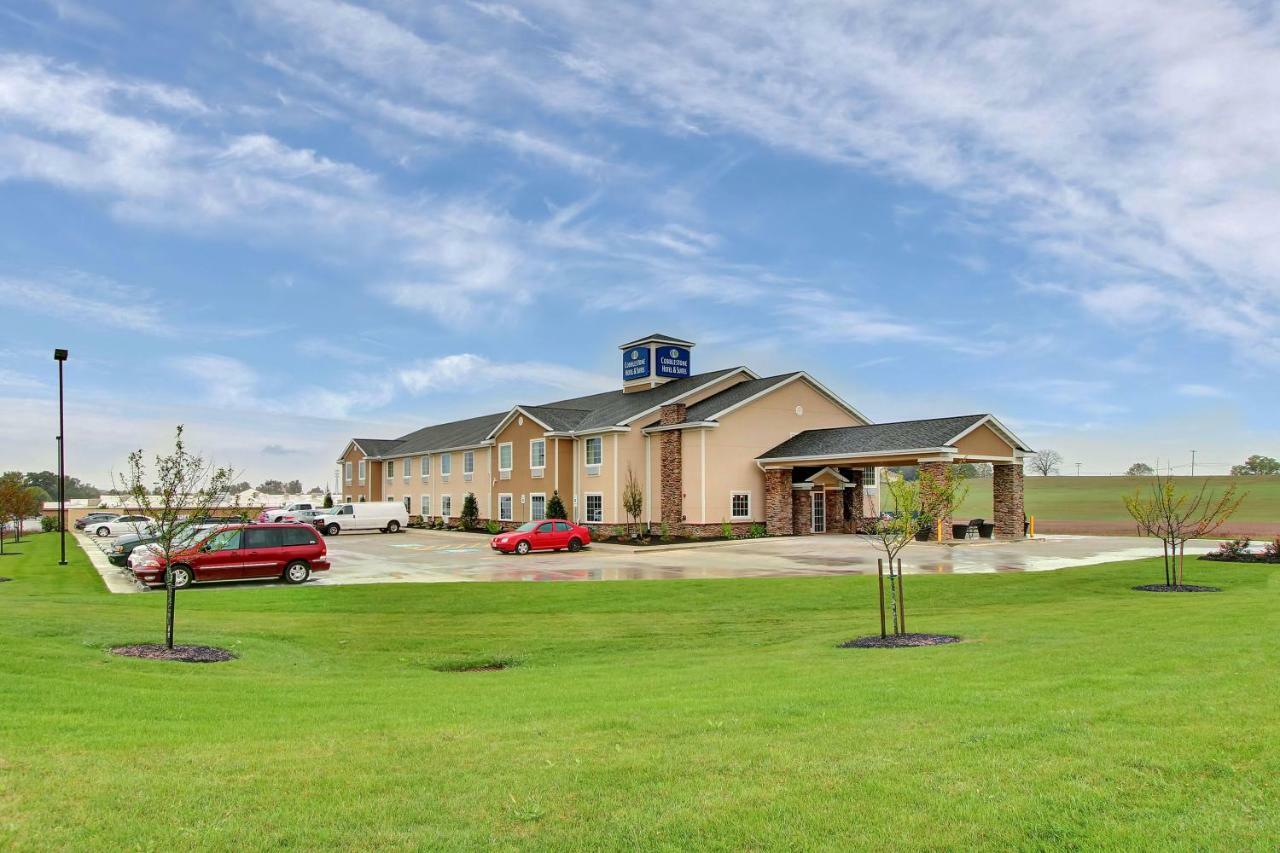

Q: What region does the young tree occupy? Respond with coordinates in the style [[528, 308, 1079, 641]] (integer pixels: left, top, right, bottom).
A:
[[546, 490, 567, 520], [323, 490, 334, 509], [256, 479, 287, 494], [459, 492, 479, 530], [114, 426, 241, 650], [621, 465, 644, 536], [0, 472, 26, 550], [1027, 449, 1063, 476], [1126, 462, 1155, 476], [867, 476, 925, 637], [1123, 471, 1244, 588]]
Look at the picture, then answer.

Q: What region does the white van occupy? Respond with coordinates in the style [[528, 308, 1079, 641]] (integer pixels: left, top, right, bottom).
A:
[[317, 502, 409, 536]]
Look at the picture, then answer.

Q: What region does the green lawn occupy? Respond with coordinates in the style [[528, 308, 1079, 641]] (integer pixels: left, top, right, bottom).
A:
[[2, 532, 1278, 849], [942, 475, 1280, 526]]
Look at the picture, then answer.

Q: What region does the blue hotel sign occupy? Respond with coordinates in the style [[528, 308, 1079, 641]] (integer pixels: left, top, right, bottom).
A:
[[623, 347, 651, 380], [655, 346, 691, 378]]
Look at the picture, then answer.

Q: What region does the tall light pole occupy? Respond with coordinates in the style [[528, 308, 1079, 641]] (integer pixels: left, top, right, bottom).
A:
[[1076, 462, 1082, 476], [1190, 449, 1197, 477], [54, 349, 68, 566]]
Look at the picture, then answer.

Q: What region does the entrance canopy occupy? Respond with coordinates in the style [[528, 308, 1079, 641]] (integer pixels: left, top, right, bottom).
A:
[[756, 414, 1031, 469]]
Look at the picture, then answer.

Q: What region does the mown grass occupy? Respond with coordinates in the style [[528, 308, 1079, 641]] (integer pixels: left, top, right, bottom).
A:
[[1, 532, 1278, 849]]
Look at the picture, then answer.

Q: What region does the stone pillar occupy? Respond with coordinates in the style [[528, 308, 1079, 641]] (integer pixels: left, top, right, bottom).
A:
[[917, 460, 952, 541], [852, 474, 865, 530], [792, 489, 812, 534], [993, 463, 1025, 539], [660, 430, 683, 527], [764, 468, 793, 535], [825, 488, 844, 533]]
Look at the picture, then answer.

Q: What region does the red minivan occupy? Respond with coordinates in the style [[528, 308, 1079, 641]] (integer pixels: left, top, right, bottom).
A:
[[131, 523, 330, 589]]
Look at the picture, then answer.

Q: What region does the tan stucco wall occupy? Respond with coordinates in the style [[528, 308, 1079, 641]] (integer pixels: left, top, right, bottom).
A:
[[697, 379, 864, 523], [953, 423, 1016, 459], [491, 415, 573, 522]]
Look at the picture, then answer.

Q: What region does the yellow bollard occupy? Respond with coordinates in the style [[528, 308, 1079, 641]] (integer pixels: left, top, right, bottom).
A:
[[1029, 515, 1035, 539], [937, 518, 944, 542]]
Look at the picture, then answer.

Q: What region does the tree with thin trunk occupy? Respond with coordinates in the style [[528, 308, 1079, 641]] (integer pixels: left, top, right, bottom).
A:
[[622, 465, 644, 538], [113, 426, 242, 650], [1027, 449, 1063, 476], [867, 476, 925, 637], [0, 471, 26, 552], [1123, 471, 1245, 588]]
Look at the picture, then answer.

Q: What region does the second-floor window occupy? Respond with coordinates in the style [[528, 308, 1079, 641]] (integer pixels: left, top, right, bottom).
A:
[[585, 436, 603, 467], [357, 460, 366, 483], [440, 453, 452, 476], [403, 458, 410, 481], [498, 443, 513, 471], [463, 451, 475, 475], [530, 439, 546, 469], [385, 460, 395, 480], [344, 462, 352, 483], [421, 455, 431, 479]]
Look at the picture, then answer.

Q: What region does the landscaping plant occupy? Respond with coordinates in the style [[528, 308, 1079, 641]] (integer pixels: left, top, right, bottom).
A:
[[547, 491, 567, 521], [1123, 471, 1244, 588], [622, 467, 644, 537], [459, 493, 479, 530], [113, 426, 242, 650]]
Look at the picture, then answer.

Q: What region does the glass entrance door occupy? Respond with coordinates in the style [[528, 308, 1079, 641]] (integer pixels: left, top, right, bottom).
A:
[[812, 492, 826, 533]]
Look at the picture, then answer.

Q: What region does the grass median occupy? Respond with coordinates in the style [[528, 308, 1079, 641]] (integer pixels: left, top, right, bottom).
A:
[[1, 532, 1277, 849]]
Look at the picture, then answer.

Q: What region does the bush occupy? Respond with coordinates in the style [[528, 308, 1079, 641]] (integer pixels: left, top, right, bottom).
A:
[[1265, 538, 1280, 563], [659, 522, 670, 542], [459, 493, 479, 530], [40, 514, 57, 532], [721, 520, 733, 539], [1206, 537, 1252, 561], [486, 520, 501, 535], [749, 523, 766, 538], [547, 491, 567, 520]]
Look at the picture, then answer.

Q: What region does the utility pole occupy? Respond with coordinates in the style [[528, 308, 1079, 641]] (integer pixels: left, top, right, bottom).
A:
[[1190, 449, 1196, 477], [1075, 462, 1082, 476], [54, 349, 68, 566]]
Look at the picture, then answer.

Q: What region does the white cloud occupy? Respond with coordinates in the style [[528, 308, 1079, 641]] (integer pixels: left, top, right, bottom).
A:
[[398, 353, 614, 396], [0, 274, 167, 333], [1177, 383, 1228, 399]]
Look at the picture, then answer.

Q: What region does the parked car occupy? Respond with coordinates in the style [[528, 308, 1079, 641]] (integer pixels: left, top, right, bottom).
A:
[[116, 524, 220, 568], [91, 515, 155, 538], [186, 514, 251, 526], [491, 519, 591, 555], [75, 512, 120, 530], [289, 508, 330, 525], [315, 501, 407, 536], [129, 523, 330, 589], [258, 502, 319, 523]]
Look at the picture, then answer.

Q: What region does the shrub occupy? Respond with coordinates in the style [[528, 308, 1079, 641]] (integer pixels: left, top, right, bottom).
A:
[[659, 522, 670, 542], [486, 520, 501, 535], [749, 523, 766, 538], [547, 491, 567, 520], [1263, 538, 1280, 563], [1206, 537, 1252, 561], [721, 520, 733, 539], [611, 526, 625, 540], [459, 493, 479, 530], [40, 514, 57, 532]]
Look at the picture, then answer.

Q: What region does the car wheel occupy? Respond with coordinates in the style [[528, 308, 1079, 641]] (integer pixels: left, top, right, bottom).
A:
[[325, 523, 341, 536], [386, 520, 400, 533], [283, 561, 310, 584], [568, 538, 582, 552], [169, 565, 193, 589], [96, 526, 111, 537], [515, 540, 531, 555]]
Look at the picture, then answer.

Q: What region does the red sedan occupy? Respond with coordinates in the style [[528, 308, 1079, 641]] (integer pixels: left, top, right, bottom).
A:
[[490, 519, 591, 555], [131, 523, 330, 588]]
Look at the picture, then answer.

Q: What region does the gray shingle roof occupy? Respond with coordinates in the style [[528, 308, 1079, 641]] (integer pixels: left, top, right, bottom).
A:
[[359, 367, 747, 458], [618, 332, 695, 349], [757, 414, 1001, 460], [683, 373, 801, 422]]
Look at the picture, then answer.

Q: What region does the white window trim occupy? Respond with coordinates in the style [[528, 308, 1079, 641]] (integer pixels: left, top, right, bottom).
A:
[[440, 453, 452, 481], [584, 436, 603, 473], [403, 458, 411, 481], [529, 438, 546, 471], [730, 491, 752, 520], [344, 462, 353, 484], [498, 442, 513, 472], [498, 493, 513, 522], [357, 460, 365, 484], [463, 450, 475, 474], [440, 494, 452, 519], [421, 494, 431, 516], [421, 455, 431, 481], [584, 492, 604, 523], [529, 492, 547, 521], [386, 461, 395, 480]]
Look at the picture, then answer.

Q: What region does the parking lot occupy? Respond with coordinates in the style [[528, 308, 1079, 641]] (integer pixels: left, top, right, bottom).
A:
[[76, 527, 1226, 594]]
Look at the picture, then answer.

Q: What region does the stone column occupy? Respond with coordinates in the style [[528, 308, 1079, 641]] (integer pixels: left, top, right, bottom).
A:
[[825, 488, 844, 533], [917, 460, 952, 541], [659, 403, 687, 528], [993, 463, 1025, 539], [792, 489, 812, 534], [851, 473, 865, 531], [764, 468, 793, 535]]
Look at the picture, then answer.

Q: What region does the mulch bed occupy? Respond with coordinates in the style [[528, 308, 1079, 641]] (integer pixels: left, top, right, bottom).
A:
[[430, 657, 519, 673], [0, 577, 11, 583], [1132, 584, 1221, 593], [111, 644, 237, 663], [840, 633, 962, 649]]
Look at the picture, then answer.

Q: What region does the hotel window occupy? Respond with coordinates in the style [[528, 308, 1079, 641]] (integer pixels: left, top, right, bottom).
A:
[[440, 453, 452, 479], [357, 460, 366, 483], [585, 436, 603, 467], [585, 493, 603, 523], [498, 493, 513, 521], [403, 496, 411, 512], [386, 460, 395, 480], [403, 458, 410, 481], [441, 495, 452, 519], [862, 467, 877, 486], [344, 462, 352, 484], [421, 455, 431, 480], [421, 494, 431, 516], [530, 439, 546, 470], [731, 492, 751, 520], [498, 443, 513, 471], [530, 493, 546, 521], [463, 450, 475, 480]]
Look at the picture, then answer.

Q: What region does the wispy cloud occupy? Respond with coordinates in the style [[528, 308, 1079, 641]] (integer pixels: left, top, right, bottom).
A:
[[1176, 383, 1228, 399], [398, 354, 614, 396]]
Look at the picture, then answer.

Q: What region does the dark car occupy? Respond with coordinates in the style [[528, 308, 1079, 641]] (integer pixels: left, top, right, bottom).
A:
[[110, 524, 220, 567], [75, 512, 120, 530], [130, 523, 330, 589]]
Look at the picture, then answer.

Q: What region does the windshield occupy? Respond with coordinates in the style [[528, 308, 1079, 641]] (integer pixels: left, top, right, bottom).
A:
[[514, 522, 538, 533]]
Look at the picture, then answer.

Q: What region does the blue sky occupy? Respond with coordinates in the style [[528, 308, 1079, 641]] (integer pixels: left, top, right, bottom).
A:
[[1, 0, 1277, 489]]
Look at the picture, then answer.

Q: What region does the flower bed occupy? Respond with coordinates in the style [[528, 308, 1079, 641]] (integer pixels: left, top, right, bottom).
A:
[[1200, 537, 1280, 564]]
